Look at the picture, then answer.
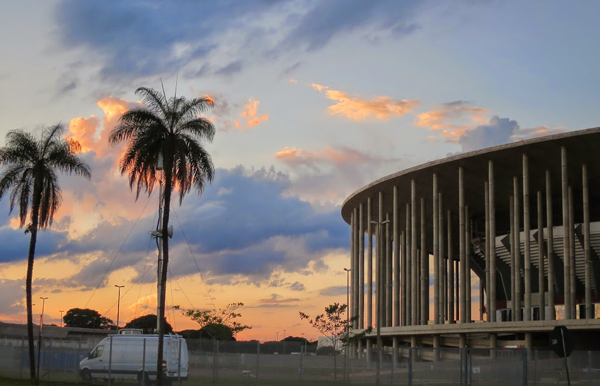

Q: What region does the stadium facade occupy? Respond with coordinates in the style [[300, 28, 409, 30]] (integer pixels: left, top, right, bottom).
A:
[[341, 127, 600, 356]]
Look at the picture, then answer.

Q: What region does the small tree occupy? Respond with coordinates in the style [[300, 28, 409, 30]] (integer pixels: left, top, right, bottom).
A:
[[124, 314, 173, 334], [63, 308, 113, 329], [180, 302, 251, 339], [299, 303, 347, 380]]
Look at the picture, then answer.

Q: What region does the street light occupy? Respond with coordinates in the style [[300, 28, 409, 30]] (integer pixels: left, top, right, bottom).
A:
[[115, 285, 125, 330], [371, 219, 390, 386], [276, 331, 279, 354], [59, 310, 64, 328], [283, 329, 287, 354]]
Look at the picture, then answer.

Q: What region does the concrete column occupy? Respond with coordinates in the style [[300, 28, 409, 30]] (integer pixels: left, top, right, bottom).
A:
[[410, 336, 418, 348], [523, 154, 531, 322], [385, 213, 392, 326], [439, 193, 446, 322], [366, 339, 372, 364], [510, 196, 516, 320], [359, 203, 365, 329], [393, 186, 400, 327], [489, 160, 497, 322], [378, 192, 384, 328], [583, 164, 592, 319], [350, 209, 356, 326], [448, 210, 455, 323], [421, 198, 428, 325], [479, 280, 484, 321], [433, 335, 440, 362], [367, 197, 373, 328], [392, 337, 398, 369], [489, 333, 497, 359], [525, 332, 533, 354], [537, 191, 546, 321], [459, 167, 466, 323], [514, 177, 522, 322], [561, 147, 572, 320], [459, 334, 467, 349], [546, 171, 556, 320], [411, 180, 418, 326], [456, 260, 460, 318], [401, 230, 406, 326], [358, 339, 363, 360], [433, 174, 439, 325], [568, 186, 576, 318], [485, 182, 490, 321], [466, 205, 471, 323], [405, 203, 410, 326], [354, 207, 359, 328]]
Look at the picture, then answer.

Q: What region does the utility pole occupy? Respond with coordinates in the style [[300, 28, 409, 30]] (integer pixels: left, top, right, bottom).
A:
[[59, 310, 64, 328], [115, 285, 125, 330]]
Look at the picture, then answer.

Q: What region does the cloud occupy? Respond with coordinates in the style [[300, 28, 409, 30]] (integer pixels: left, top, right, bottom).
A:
[[311, 84, 418, 121], [257, 293, 301, 308], [238, 98, 269, 129], [55, 1, 422, 81], [318, 286, 346, 297], [458, 116, 519, 152], [510, 125, 565, 141], [415, 101, 490, 141], [275, 145, 406, 204]]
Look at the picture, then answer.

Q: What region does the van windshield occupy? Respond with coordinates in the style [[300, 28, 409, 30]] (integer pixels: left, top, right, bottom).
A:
[[89, 345, 104, 359]]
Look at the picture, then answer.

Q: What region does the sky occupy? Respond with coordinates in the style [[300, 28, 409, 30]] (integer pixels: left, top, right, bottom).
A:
[[0, 0, 599, 342]]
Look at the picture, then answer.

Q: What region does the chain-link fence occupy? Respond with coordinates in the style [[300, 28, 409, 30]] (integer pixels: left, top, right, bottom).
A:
[[0, 335, 599, 385]]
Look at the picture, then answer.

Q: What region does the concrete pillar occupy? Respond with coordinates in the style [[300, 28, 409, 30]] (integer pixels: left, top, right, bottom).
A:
[[489, 160, 497, 322], [433, 335, 440, 362], [537, 191, 546, 321], [568, 186, 576, 319], [489, 333, 497, 359], [392, 337, 398, 369], [459, 334, 467, 349], [411, 180, 418, 326], [421, 198, 428, 325], [386, 213, 392, 326], [448, 210, 455, 323], [358, 339, 363, 360], [410, 336, 418, 348], [366, 339, 372, 364], [439, 193, 446, 323], [405, 203, 410, 326], [393, 186, 400, 326], [354, 207, 359, 328], [546, 171, 556, 320], [459, 167, 466, 323], [433, 174, 439, 325], [350, 209, 356, 326], [561, 147, 571, 320], [367, 197, 373, 328], [378, 192, 384, 328], [523, 154, 531, 322], [510, 196, 516, 320], [525, 332, 533, 354], [514, 177, 522, 322], [466, 206, 472, 323], [583, 164, 592, 319], [359, 203, 365, 329], [485, 182, 490, 321], [456, 260, 460, 319]]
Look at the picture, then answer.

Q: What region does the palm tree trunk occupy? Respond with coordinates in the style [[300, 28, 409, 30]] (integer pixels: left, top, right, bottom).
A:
[[156, 168, 173, 386], [27, 178, 42, 384]]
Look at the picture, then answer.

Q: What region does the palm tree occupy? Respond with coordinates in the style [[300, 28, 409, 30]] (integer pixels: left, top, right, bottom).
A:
[[109, 86, 215, 386], [0, 124, 91, 383]]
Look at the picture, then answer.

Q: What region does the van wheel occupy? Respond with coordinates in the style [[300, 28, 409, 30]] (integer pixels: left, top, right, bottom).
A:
[[80, 369, 92, 382]]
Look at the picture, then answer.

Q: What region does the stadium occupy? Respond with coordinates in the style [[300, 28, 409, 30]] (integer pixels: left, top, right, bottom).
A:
[[341, 127, 600, 357]]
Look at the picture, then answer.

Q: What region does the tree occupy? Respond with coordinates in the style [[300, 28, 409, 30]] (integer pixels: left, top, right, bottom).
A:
[[63, 308, 114, 329], [180, 302, 251, 339], [0, 124, 90, 383], [124, 314, 173, 334], [299, 303, 347, 380], [109, 86, 215, 386]]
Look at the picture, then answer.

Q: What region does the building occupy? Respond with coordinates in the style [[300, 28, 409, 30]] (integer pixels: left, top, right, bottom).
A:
[[341, 127, 600, 355]]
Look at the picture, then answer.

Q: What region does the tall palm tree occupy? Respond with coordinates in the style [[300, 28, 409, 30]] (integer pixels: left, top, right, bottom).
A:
[[0, 124, 91, 383], [109, 86, 215, 386]]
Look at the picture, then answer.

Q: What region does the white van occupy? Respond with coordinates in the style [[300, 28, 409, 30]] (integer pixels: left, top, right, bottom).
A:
[[79, 332, 188, 384]]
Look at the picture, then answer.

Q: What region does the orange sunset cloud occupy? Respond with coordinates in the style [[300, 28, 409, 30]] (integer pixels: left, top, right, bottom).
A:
[[311, 83, 418, 121], [238, 98, 268, 129], [275, 146, 371, 167], [416, 101, 489, 141]]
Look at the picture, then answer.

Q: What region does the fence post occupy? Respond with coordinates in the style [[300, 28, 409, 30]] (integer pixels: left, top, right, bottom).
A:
[[256, 341, 260, 385], [522, 348, 528, 386], [108, 335, 113, 386], [408, 348, 413, 386]]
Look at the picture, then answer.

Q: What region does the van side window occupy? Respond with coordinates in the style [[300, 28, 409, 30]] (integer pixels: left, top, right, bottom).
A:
[[90, 345, 104, 359]]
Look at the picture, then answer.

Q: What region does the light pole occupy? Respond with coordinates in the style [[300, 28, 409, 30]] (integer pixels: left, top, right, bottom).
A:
[[37, 297, 48, 384], [115, 285, 125, 330], [371, 219, 390, 386], [283, 329, 287, 354], [344, 267, 351, 381], [276, 331, 279, 354], [59, 310, 64, 328]]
